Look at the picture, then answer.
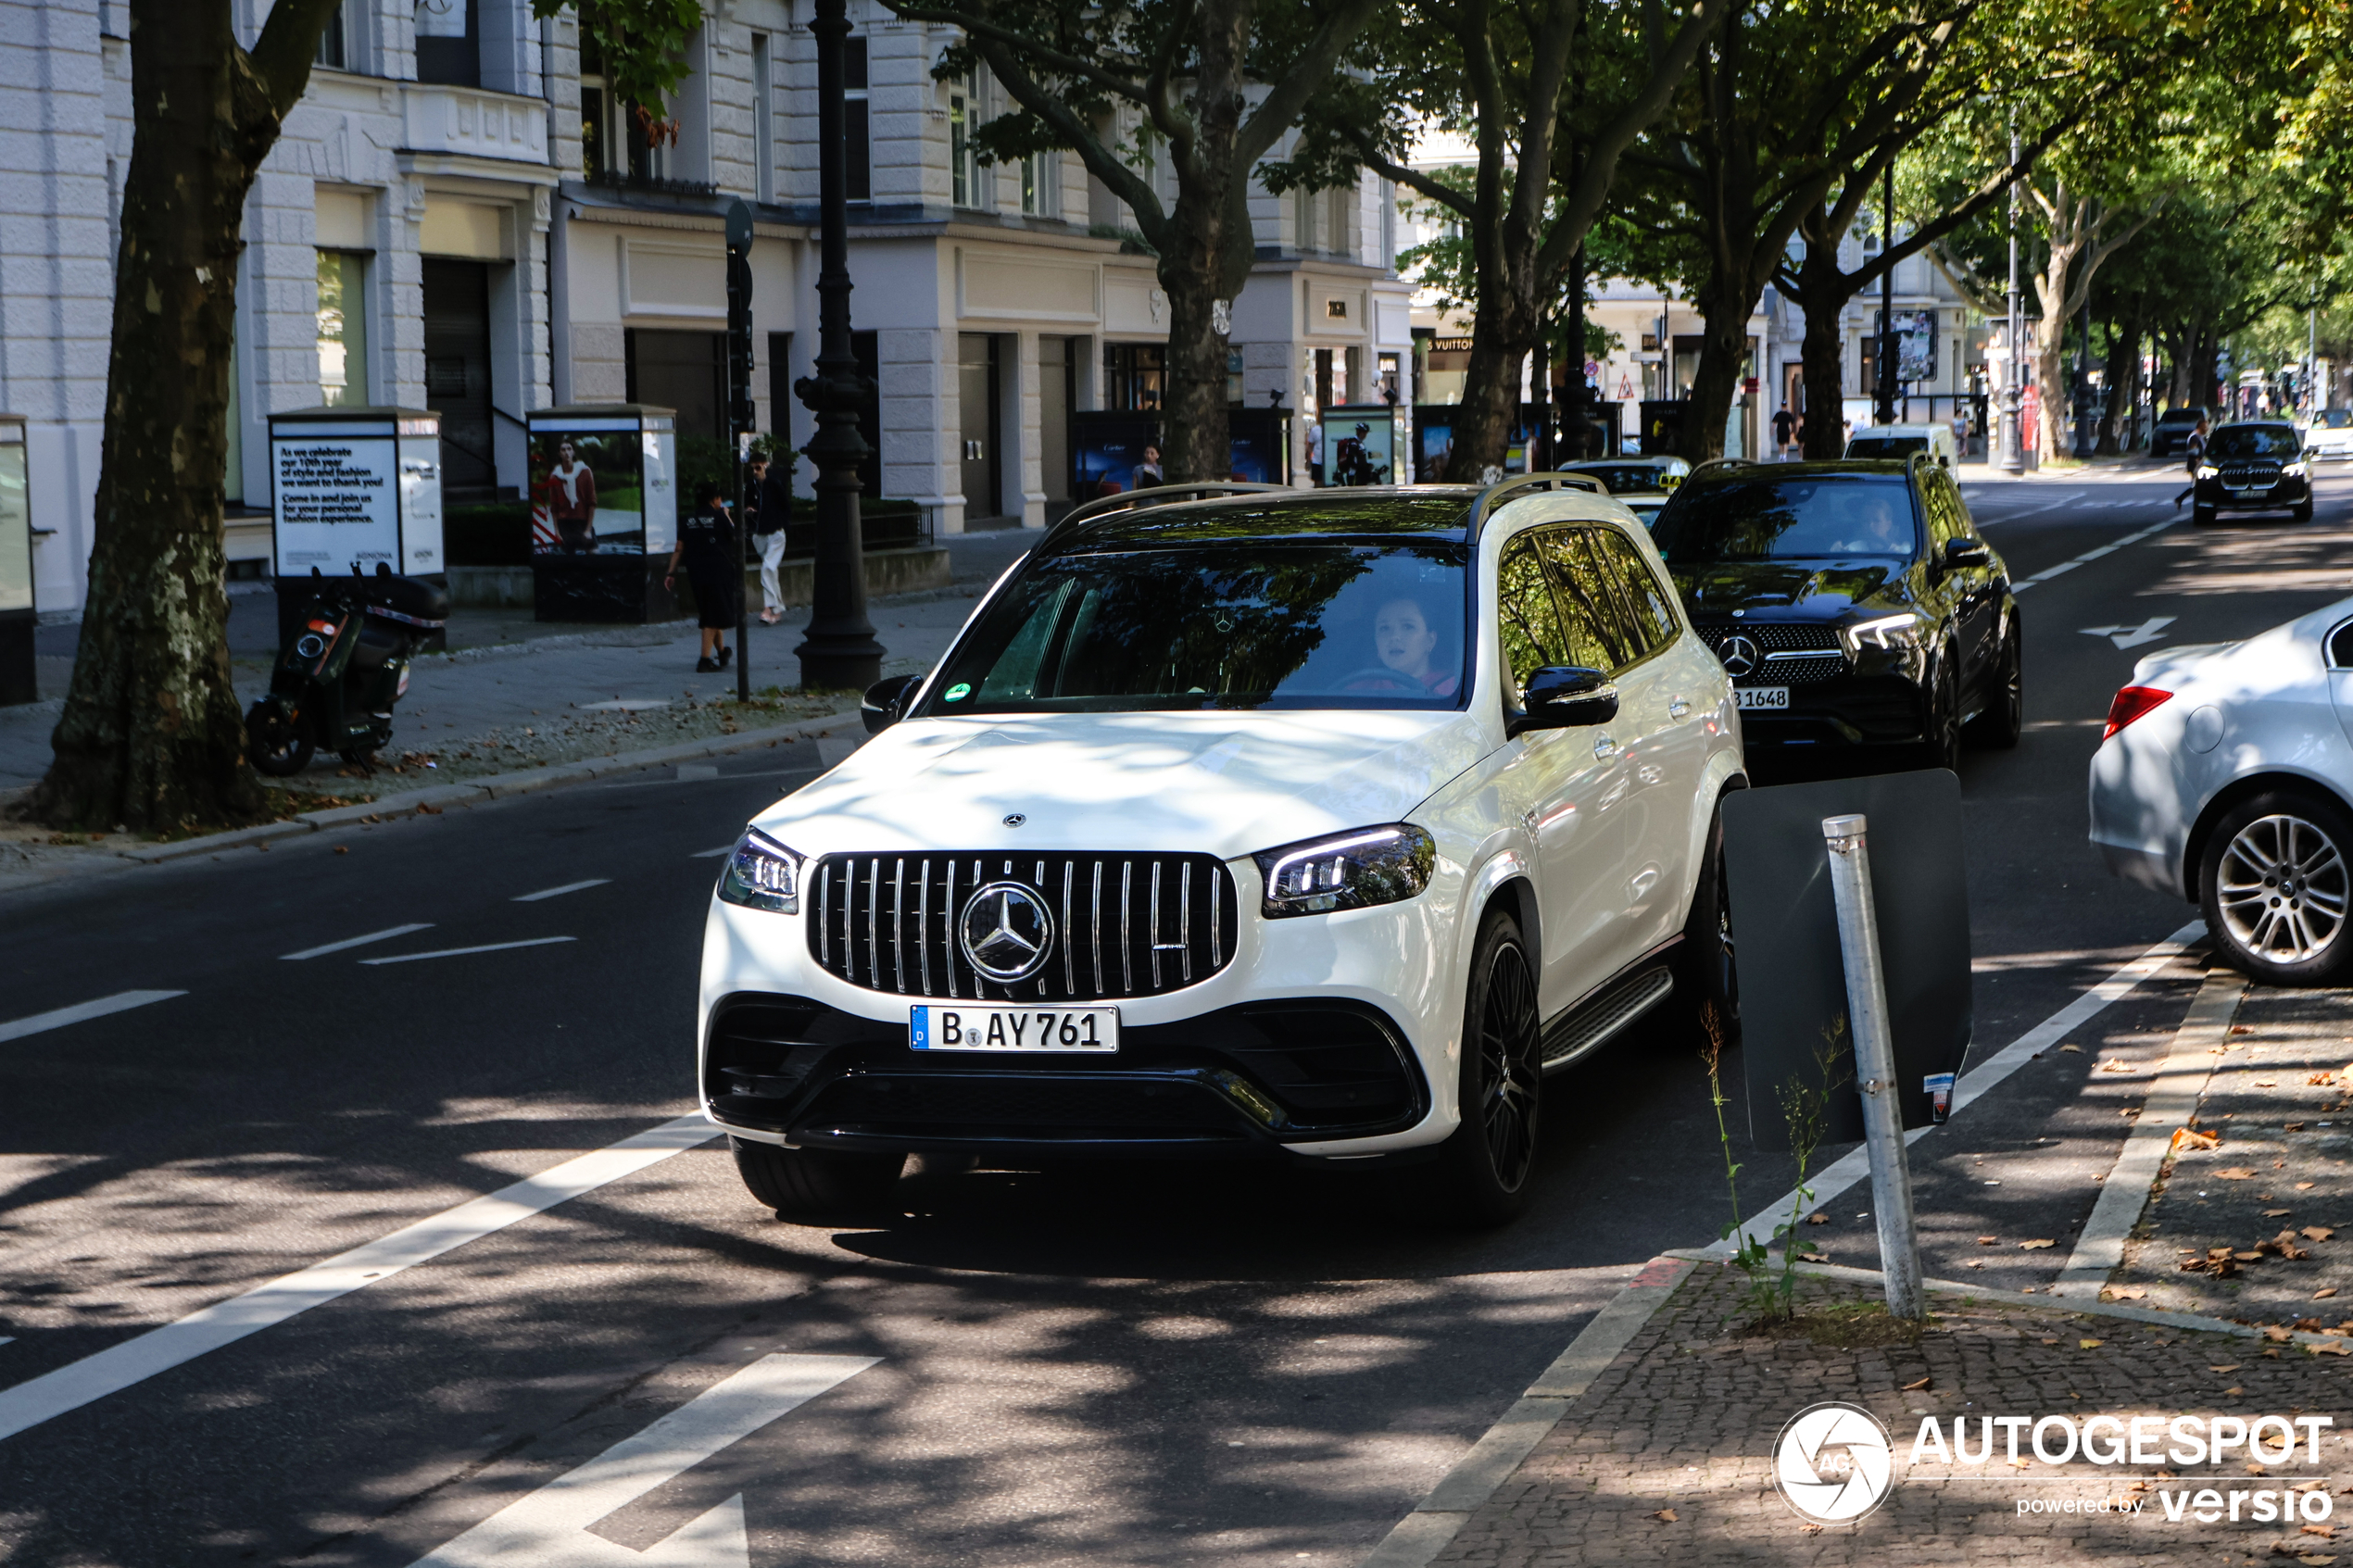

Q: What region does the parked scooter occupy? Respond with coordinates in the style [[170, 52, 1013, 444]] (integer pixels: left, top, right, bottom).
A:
[[245, 565, 449, 777]]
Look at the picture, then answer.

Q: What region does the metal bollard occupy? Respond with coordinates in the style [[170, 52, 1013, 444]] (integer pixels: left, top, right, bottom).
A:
[[1821, 812, 1926, 1321]]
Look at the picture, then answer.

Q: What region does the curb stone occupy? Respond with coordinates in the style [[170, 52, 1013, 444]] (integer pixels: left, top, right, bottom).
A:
[[1357, 1255, 1697, 1568], [4, 709, 859, 887]]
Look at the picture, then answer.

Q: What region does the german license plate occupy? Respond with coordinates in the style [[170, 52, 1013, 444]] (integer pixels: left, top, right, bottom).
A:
[[910, 1003, 1119, 1053], [2227, 486, 2259, 497], [1735, 686, 1790, 711]]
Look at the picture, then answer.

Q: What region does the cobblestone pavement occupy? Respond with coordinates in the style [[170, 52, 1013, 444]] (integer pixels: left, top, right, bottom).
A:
[[1436, 1261, 2353, 1566], [2119, 985, 2353, 1336]]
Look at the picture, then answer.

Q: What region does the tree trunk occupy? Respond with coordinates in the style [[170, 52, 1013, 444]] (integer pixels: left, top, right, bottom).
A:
[[2097, 309, 2137, 454], [1444, 290, 1539, 482], [28, 0, 336, 834], [1155, 257, 1234, 483], [1793, 237, 1851, 458]]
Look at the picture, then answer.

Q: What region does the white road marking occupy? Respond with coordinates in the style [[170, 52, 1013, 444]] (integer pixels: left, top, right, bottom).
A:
[[1977, 488, 2087, 524], [692, 845, 736, 859], [281, 923, 434, 961], [0, 1338, 13, 1348], [0, 1113, 720, 1445], [2079, 615, 2176, 650], [513, 879, 610, 902], [575, 699, 671, 713], [406, 1353, 878, 1568], [360, 936, 577, 966], [1709, 920, 2206, 1258], [2011, 517, 2177, 593], [676, 764, 720, 782], [0, 990, 185, 1046]]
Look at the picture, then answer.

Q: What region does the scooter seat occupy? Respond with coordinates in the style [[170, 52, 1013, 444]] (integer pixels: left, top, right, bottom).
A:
[[359, 573, 450, 626]]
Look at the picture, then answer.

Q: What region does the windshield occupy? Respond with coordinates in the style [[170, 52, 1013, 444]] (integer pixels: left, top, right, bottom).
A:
[[2323, 410, 2352, 429], [2208, 425, 2301, 459], [2158, 410, 2203, 426], [919, 541, 1472, 714], [1651, 475, 1919, 564], [1574, 465, 1674, 495], [1846, 436, 1928, 458]]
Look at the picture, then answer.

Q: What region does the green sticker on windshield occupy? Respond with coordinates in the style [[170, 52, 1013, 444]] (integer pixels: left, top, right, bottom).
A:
[[944, 683, 972, 702]]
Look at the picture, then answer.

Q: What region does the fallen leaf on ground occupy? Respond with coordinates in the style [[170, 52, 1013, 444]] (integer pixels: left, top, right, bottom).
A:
[[2081, 1338, 2106, 1348], [2060, 1043, 2083, 1053], [2238, 1250, 2269, 1262], [2226, 1385, 2246, 1395], [1966, 1260, 1985, 1268], [2175, 1127, 2222, 1151], [2308, 1227, 2337, 1242], [2309, 1525, 2341, 1540], [2268, 1326, 2296, 1341], [2259, 1080, 2281, 1087], [2288, 1123, 2309, 1133], [1977, 1236, 1998, 1246], [1798, 1250, 1830, 1263], [2020, 1238, 2057, 1250], [2300, 1182, 2320, 1190], [2314, 1073, 2340, 1085], [2314, 1342, 2350, 1357], [2319, 1288, 2341, 1299], [2297, 1553, 2335, 1565], [2102, 1059, 2136, 1072], [2007, 1456, 2031, 1468], [2211, 1364, 2244, 1373], [1806, 1211, 1828, 1225], [2104, 1286, 2149, 1300], [2220, 1168, 2261, 1180], [1650, 1509, 1678, 1524], [2042, 1336, 2061, 1346], [2251, 1461, 2271, 1475], [1903, 1375, 1932, 1390], [2268, 1209, 2296, 1217]]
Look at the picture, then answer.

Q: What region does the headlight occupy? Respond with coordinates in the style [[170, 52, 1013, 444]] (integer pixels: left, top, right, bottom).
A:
[[1838, 612, 1926, 656], [2196, 464, 2219, 479], [1253, 823, 1436, 919], [718, 827, 804, 913], [2284, 461, 2308, 478]]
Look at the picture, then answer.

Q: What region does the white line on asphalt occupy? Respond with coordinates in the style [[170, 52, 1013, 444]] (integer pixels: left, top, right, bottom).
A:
[[1977, 489, 2088, 524], [359, 936, 577, 966], [512, 879, 610, 902], [0, 1113, 721, 1445], [0, 1338, 13, 1348], [1708, 920, 2207, 1257], [0, 990, 186, 1046], [2011, 516, 2178, 593], [2048, 967, 2245, 1298], [406, 1352, 878, 1567], [280, 923, 434, 961], [691, 845, 735, 859]]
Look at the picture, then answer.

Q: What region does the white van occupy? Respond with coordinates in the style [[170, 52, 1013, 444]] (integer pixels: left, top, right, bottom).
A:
[[1845, 422, 1959, 469]]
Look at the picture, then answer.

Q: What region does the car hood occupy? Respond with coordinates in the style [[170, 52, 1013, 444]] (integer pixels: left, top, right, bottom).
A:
[[1671, 559, 1912, 621], [756, 709, 1493, 860]]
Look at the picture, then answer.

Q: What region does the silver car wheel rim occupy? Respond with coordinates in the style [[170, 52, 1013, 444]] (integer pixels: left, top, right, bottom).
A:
[[2218, 812, 2349, 963]]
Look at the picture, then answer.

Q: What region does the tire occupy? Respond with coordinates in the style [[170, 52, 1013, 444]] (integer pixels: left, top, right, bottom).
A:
[[2192, 505, 2217, 526], [2295, 497, 2315, 523], [1919, 658, 1963, 772], [1965, 619, 2024, 750], [1422, 909, 1543, 1228], [2198, 789, 2353, 986], [731, 1136, 905, 1220], [245, 700, 313, 778], [1671, 802, 1740, 1049]]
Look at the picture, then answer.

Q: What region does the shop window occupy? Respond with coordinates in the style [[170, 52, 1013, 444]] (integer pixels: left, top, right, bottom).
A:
[[315, 250, 369, 407], [1104, 343, 1165, 412]]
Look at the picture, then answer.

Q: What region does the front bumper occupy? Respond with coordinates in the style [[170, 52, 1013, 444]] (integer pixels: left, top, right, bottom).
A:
[[1730, 672, 1929, 750], [2195, 473, 2311, 513]]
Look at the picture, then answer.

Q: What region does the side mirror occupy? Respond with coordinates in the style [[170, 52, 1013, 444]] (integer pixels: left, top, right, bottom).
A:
[[861, 674, 921, 734], [1510, 666, 1619, 734], [1943, 537, 1992, 569]]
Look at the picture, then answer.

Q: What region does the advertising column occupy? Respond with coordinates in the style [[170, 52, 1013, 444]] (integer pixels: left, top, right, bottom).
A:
[[526, 406, 680, 622], [0, 416, 31, 707], [268, 407, 447, 650]]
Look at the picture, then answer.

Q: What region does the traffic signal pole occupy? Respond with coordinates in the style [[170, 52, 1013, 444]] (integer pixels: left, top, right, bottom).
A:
[[726, 199, 755, 703]]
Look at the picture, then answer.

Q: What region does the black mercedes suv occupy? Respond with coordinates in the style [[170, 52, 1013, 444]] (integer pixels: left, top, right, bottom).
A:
[[2191, 420, 2314, 524], [1646, 456, 2021, 770]]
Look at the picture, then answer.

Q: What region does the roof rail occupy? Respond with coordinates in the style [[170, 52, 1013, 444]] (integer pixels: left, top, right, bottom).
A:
[[1466, 470, 1605, 538], [1038, 481, 1292, 549], [1686, 457, 1756, 481]]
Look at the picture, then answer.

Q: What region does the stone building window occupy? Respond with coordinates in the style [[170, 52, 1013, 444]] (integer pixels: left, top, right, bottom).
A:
[[316, 251, 369, 407], [845, 36, 871, 202], [950, 70, 981, 208]]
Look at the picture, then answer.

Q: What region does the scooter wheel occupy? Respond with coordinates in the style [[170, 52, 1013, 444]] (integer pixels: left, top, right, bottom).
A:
[[246, 701, 314, 778]]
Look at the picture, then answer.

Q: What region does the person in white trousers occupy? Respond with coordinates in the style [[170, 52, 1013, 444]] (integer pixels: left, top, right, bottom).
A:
[[749, 457, 789, 624]]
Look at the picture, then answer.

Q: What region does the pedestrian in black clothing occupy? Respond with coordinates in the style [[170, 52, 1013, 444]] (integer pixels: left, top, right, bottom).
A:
[[666, 482, 740, 671], [2174, 416, 2210, 510], [754, 457, 793, 624]]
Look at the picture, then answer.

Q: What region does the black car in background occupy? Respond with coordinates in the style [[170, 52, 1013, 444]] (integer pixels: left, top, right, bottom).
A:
[[2191, 420, 2314, 524], [1648, 457, 2021, 771], [2152, 405, 2210, 458]]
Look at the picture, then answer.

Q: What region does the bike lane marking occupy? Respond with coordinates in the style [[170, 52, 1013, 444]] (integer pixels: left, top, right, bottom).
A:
[[0, 1112, 721, 1444], [360, 935, 577, 965], [281, 923, 434, 960], [0, 990, 185, 1045], [2011, 516, 2179, 592], [514, 879, 611, 902]]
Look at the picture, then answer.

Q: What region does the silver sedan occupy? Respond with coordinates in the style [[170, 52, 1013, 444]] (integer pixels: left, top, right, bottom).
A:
[[2089, 596, 2353, 985]]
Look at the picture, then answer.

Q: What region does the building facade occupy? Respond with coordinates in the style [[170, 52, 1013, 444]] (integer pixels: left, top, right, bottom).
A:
[[0, 0, 1416, 614]]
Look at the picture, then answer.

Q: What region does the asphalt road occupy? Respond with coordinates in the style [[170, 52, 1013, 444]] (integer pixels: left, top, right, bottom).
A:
[[2, 463, 2349, 1567]]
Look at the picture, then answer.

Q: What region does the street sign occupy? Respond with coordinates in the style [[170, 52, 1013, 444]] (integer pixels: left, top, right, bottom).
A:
[[1722, 769, 1973, 1151]]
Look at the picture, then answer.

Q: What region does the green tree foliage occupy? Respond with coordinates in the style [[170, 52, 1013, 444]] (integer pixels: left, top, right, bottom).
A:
[[533, 0, 704, 138]]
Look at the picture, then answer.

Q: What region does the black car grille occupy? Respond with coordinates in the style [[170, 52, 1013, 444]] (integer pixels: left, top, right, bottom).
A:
[[807, 851, 1241, 1002], [1697, 623, 1848, 686], [2218, 463, 2283, 488]]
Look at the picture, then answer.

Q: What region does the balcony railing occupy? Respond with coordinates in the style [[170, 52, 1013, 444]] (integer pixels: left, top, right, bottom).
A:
[[403, 83, 548, 165]]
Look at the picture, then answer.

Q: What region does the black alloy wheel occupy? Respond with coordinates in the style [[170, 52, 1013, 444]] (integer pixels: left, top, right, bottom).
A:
[[1965, 620, 2023, 750], [245, 699, 313, 778], [1421, 909, 1542, 1227], [1671, 802, 1739, 1048], [2193, 503, 2217, 526]]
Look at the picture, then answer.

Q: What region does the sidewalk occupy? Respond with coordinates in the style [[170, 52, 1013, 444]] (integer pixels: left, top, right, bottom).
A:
[[0, 528, 1034, 796]]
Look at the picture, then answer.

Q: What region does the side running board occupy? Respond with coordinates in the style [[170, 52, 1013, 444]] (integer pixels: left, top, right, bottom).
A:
[[1540, 965, 1675, 1074]]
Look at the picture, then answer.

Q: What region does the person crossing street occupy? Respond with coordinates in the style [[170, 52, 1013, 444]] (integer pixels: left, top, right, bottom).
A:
[[665, 482, 741, 671]]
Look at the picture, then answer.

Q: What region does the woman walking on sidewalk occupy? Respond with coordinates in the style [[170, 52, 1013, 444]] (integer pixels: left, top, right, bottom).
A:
[[752, 456, 790, 624], [665, 482, 740, 671]]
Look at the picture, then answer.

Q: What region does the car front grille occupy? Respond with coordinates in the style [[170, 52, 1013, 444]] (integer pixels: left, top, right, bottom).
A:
[[2218, 463, 2283, 488], [807, 851, 1241, 1002], [1698, 623, 1847, 685]]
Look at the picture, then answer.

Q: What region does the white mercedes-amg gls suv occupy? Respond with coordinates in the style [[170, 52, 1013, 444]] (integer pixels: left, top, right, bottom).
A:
[[700, 478, 1744, 1226]]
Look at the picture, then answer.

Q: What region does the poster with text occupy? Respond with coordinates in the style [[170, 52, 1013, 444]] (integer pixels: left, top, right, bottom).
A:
[[272, 435, 399, 575]]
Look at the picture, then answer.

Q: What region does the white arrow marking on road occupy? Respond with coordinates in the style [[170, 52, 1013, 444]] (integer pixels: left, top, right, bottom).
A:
[[0, 990, 184, 1045], [281, 923, 434, 960], [2080, 616, 2175, 649], [360, 935, 577, 965], [0, 1113, 717, 1443], [408, 1354, 878, 1568]]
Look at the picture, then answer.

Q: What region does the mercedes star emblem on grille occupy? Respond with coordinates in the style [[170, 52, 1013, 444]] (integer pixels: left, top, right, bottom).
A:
[[958, 881, 1054, 982], [1717, 634, 1761, 678], [1002, 813, 1026, 827]]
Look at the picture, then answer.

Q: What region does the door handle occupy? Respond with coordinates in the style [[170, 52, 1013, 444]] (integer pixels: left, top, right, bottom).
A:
[[1593, 734, 1618, 759], [1667, 698, 1691, 719]]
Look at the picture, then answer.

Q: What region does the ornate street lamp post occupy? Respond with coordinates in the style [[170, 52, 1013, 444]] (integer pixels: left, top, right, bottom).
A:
[[794, 0, 885, 692]]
